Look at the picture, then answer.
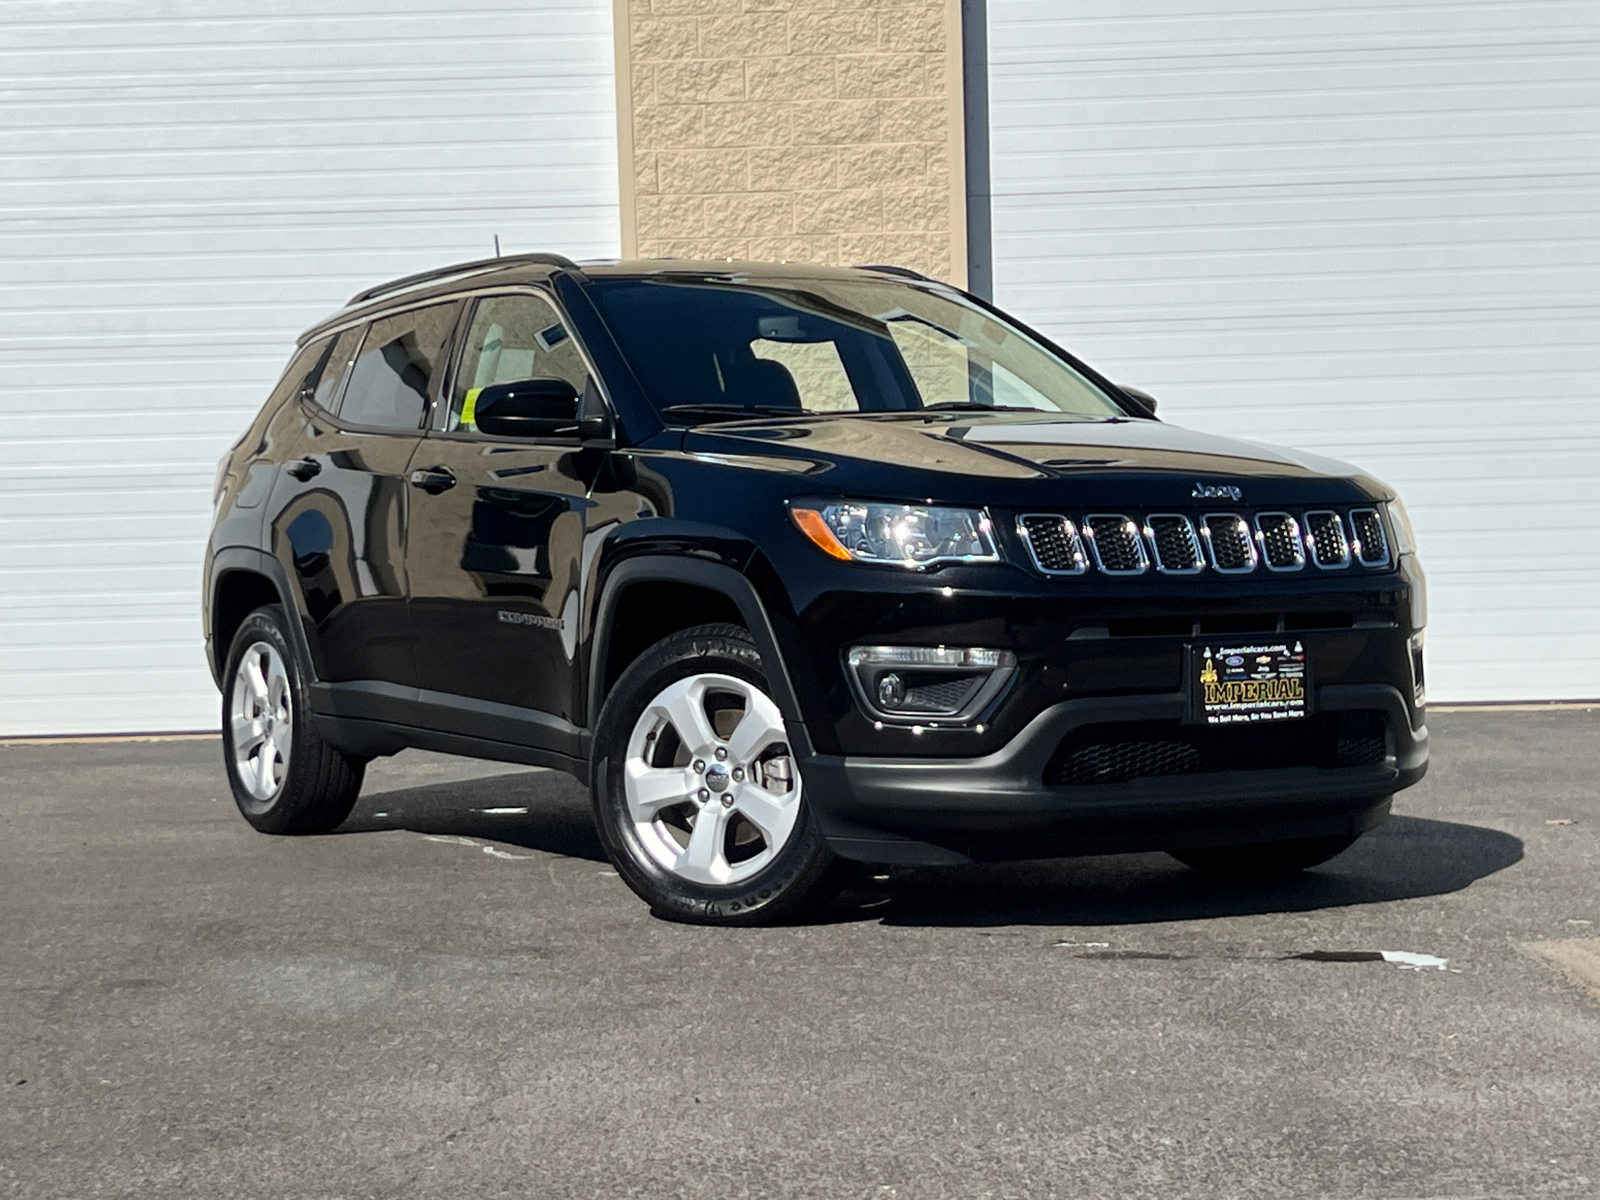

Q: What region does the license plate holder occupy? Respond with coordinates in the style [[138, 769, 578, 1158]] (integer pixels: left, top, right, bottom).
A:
[[1189, 640, 1310, 725]]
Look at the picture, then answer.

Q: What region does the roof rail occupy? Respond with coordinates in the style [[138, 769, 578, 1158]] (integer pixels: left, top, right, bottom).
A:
[[855, 263, 935, 282], [347, 253, 579, 306]]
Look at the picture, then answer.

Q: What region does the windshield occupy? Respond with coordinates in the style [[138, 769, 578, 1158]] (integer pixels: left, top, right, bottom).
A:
[[586, 275, 1127, 422]]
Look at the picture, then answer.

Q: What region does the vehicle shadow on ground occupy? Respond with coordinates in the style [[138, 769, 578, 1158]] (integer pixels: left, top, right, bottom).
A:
[[845, 815, 1524, 928], [331, 775, 1523, 927], [336, 771, 610, 864]]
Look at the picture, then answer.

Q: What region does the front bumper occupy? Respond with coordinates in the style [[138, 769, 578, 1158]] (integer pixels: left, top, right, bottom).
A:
[[803, 683, 1426, 865]]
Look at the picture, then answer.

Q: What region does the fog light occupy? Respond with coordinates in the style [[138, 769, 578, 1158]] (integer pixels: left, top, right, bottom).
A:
[[846, 645, 1016, 727], [877, 672, 906, 708]]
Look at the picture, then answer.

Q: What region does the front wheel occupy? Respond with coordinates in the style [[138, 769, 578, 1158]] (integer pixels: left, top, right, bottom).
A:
[[1169, 833, 1361, 880], [591, 624, 850, 925]]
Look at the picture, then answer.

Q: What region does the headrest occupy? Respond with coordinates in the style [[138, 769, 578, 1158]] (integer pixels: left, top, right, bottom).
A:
[[722, 357, 802, 411]]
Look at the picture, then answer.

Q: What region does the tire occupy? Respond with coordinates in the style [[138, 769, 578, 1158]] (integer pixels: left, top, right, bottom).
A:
[[591, 623, 851, 926], [221, 604, 364, 834], [1169, 833, 1361, 880]]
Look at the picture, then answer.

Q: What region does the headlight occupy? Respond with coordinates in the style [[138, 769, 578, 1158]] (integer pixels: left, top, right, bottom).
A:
[[790, 501, 998, 567], [1384, 497, 1418, 557]]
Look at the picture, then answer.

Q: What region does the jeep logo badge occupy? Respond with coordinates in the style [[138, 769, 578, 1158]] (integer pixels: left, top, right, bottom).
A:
[[1191, 482, 1243, 502]]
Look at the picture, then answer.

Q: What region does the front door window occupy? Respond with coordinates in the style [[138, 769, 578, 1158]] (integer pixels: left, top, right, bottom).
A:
[[449, 294, 588, 432]]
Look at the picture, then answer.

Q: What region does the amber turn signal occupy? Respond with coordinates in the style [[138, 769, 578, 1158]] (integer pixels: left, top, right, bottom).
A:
[[789, 506, 853, 560]]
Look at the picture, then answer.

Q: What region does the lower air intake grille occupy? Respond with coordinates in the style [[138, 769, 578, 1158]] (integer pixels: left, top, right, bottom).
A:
[[1350, 508, 1390, 567], [1334, 709, 1388, 766], [1018, 514, 1086, 574], [902, 675, 980, 713], [1085, 514, 1148, 574], [1256, 513, 1305, 571], [1147, 514, 1203, 574], [1044, 711, 1390, 787]]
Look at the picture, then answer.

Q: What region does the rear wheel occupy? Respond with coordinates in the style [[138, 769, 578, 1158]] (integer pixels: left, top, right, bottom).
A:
[[591, 624, 850, 925], [222, 605, 364, 834], [1170, 833, 1360, 880]]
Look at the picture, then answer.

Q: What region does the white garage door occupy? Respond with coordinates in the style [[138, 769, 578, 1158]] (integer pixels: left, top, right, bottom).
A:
[[987, 0, 1600, 702], [0, 0, 619, 736]]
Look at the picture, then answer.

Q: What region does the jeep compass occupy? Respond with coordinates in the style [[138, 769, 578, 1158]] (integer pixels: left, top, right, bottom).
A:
[[204, 255, 1428, 924]]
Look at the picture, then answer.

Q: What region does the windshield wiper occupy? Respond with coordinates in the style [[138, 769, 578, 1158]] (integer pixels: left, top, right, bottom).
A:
[[918, 401, 1038, 412], [660, 403, 813, 422]]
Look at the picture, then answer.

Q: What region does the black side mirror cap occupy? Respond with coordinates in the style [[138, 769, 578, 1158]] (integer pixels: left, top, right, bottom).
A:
[[578, 377, 616, 449], [474, 378, 580, 438], [1120, 385, 1158, 417]]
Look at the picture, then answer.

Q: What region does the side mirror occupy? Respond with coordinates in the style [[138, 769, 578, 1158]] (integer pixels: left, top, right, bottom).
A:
[[474, 378, 580, 438], [1120, 385, 1158, 417], [578, 377, 616, 449]]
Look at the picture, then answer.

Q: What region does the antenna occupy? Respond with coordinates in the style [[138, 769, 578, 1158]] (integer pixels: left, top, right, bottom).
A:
[[494, 234, 501, 258]]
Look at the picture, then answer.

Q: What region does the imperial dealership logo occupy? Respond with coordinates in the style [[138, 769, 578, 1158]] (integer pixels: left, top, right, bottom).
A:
[[1191, 482, 1244, 502]]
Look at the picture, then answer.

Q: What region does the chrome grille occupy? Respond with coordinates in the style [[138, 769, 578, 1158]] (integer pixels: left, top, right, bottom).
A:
[[1256, 512, 1306, 571], [1146, 514, 1203, 574], [1084, 514, 1149, 575], [1202, 513, 1257, 573], [1016, 507, 1393, 578], [1349, 508, 1390, 567], [1304, 511, 1351, 569], [1017, 514, 1086, 574]]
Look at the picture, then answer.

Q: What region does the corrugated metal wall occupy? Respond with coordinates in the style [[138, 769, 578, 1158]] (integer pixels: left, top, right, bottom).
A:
[[987, 0, 1600, 701], [0, 0, 619, 736]]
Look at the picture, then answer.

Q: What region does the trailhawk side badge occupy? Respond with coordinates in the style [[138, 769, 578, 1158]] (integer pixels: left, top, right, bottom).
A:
[[498, 610, 564, 631], [1191, 482, 1244, 502]]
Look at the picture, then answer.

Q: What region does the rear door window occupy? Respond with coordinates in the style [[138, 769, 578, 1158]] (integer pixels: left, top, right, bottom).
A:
[[338, 302, 460, 430]]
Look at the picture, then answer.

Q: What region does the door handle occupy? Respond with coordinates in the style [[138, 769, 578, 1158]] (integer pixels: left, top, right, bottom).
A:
[[409, 466, 457, 495], [286, 457, 321, 481]]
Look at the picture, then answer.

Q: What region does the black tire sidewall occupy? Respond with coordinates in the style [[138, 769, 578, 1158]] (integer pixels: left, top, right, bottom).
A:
[[591, 625, 838, 925], [221, 605, 350, 834]]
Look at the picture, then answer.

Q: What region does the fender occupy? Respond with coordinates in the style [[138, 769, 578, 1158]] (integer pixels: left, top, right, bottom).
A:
[[206, 546, 319, 688], [586, 555, 816, 761]]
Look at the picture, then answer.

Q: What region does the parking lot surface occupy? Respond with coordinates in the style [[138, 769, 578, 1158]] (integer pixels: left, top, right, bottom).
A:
[[3, 709, 1599, 1198]]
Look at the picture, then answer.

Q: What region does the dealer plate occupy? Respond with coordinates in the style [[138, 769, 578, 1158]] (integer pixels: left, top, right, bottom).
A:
[[1190, 641, 1309, 725]]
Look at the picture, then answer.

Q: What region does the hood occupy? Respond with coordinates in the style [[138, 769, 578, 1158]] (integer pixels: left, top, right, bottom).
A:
[[679, 412, 1386, 509]]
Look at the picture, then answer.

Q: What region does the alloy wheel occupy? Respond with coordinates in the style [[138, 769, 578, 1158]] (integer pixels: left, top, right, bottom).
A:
[[622, 672, 801, 886], [230, 640, 292, 803]]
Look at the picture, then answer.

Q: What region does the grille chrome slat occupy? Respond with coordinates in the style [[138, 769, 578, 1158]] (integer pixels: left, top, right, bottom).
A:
[[1017, 514, 1087, 575], [1017, 509, 1392, 578], [1255, 512, 1306, 572], [1145, 514, 1204, 575], [1349, 507, 1391, 567], [1201, 512, 1258, 573], [1084, 514, 1150, 575], [1304, 510, 1352, 569]]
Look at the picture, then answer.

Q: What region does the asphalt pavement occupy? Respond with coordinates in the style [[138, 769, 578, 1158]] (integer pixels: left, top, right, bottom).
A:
[[3, 709, 1598, 1199]]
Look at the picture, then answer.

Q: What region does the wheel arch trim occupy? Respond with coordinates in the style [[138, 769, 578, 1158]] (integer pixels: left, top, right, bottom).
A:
[[207, 547, 319, 690], [586, 556, 814, 759]]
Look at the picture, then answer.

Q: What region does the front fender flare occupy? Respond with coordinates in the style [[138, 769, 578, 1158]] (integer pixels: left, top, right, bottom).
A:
[[586, 556, 815, 761]]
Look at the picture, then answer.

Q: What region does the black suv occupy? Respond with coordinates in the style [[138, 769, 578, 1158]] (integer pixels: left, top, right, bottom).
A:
[[205, 255, 1427, 924]]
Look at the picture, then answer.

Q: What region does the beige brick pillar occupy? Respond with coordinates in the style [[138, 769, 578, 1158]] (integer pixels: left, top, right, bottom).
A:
[[613, 0, 968, 286]]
